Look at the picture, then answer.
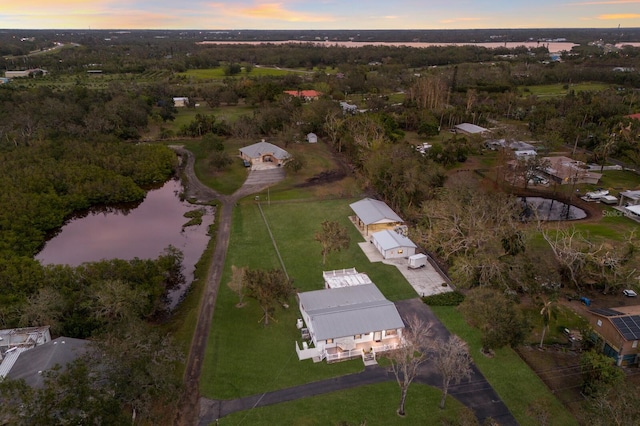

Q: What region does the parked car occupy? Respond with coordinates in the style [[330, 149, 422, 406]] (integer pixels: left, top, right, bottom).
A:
[[623, 289, 638, 297]]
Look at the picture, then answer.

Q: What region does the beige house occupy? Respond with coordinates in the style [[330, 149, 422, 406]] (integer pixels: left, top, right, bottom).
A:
[[541, 156, 602, 185], [585, 306, 640, 366], [239, 140, 290, 169]]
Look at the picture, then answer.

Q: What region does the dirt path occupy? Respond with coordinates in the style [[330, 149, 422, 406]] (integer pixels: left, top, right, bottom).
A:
[[172, 147, 283, 426]]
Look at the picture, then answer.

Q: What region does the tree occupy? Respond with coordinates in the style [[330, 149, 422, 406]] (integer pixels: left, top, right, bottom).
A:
[[584, 382, 640, 426], [284, 153, 306, 174], [459, 288, 530, 353], [244, 268, 294, 326], [387, 315, 432, 416], [314, 220, 351, 265], [227, 265, 247, 307], [432, 334, 473, 409], [538, 297, 557, 348], [580, 351, 624, 396]]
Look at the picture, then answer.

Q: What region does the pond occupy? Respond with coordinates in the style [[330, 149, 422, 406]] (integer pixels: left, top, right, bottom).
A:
[[519, 196, 587, 221], [35, 178, 214, 309]]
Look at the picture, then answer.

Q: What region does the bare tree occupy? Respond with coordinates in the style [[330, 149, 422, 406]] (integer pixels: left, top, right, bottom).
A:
[[227, 265, 247, 307], [387, 315, 432, 416], [432, 334, 473, 409], [538, 297, 557, 349]]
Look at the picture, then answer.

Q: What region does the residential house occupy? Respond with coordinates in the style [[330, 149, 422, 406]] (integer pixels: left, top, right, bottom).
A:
[[295, 283, 405, 363], [619, 190, 640, 207], [349, 198, 404, 236], [453, 123, 490, 136], [540, 156, 602, 185], [283, 90, 322, 101], [339, 101, 358, 115], [173, 97, 189, 107], [7, 337, 88, 388], [585, 306, 640, 366], [239, 140, 290, 169], [371, 229, 417, 259], [0, 326, 51, 379]]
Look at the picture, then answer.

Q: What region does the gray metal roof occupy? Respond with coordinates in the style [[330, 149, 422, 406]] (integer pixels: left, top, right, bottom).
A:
[[6, 337, 88, 388], [349, 198, 403, 226], [455, 123, 489, 134], [239, 141, 290, 160], [372, 229, 417, 251], [299, 284, 404, 341]]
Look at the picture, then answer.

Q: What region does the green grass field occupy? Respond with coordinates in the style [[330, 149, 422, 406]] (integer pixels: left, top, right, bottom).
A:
[[200, 198, 417, 399], [521, 82, 610, 97], [430, 306, 578, 426], [215, 381, 470, 426]]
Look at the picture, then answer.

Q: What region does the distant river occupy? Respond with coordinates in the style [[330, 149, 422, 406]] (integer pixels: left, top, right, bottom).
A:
[[35, 178, 214, 309], [198, 40, 578, 53]]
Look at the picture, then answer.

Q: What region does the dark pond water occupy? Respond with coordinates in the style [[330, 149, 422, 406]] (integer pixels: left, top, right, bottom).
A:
[[519, 196, 587, 221], [35, 179, 214, 309]]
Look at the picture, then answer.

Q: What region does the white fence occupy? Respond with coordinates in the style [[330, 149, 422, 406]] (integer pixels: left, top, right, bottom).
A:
[[295, 342, 322, 361]]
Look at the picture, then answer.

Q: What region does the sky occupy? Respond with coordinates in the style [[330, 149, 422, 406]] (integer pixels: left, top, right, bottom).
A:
[[1, 0, 640, 30]]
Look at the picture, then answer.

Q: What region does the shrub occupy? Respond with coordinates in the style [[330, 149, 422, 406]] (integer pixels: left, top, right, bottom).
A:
[[422, 291, 465, 306]]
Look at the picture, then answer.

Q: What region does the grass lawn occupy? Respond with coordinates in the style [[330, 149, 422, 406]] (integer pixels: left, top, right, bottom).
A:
[[200, 199, 417, 399], [521, 82, 610, 97], [215, 381, 470, 426], [430, 305, 578, 426]]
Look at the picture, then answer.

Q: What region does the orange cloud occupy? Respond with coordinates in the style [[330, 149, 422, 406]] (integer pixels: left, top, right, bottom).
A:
[[598, 13, 640, 19], [239, 2, 334, 22]]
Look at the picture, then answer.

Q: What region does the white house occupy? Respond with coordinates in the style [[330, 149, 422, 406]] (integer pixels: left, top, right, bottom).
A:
[[295, 284, 405, 363], [619, 190, 640, 207], [349, 198, 404, 236], [371, 229, 417, 259]]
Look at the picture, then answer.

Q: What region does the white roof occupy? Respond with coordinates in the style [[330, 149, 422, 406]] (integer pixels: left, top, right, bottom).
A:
[[239, 141, 290, 161], [323, 268, 373, 288], [298, 284, 404, 341], [621, 190, 640, 201], [626, 205, 640, 215], [349, 198, 403, 226], [455, 123, 489, 134], [372, 229, 417, 251]]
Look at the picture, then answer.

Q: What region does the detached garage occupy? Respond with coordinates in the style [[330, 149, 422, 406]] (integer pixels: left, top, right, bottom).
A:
[[371, 229, 417, 259]]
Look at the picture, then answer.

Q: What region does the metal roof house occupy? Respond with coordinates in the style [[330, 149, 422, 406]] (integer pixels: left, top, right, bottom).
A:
[[239, 140, 290, 170], [619, 190, 640, 207], [585, 306, 640, 366], [541, 156, 602, 185], [6, 337, 88, 387], [454, 123, 490, 136], [0, 326, 51, 379], [349, 198, 404, 236], [371, 229, 417, 259], [295, 283, 404, 363]]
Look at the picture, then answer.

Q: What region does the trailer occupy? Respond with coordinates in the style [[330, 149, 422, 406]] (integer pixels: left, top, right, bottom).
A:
[[408, 253, 428, 269]]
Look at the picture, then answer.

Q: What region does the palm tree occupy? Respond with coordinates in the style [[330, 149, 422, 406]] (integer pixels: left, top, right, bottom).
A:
[[539, 297, 557, 349]]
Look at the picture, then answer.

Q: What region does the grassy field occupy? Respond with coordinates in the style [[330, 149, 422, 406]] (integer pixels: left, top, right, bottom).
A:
[[215, 381, 470, 426], [521, 82, 611, 97], [176, 66, 302, 81], [200, 198, 418, 400], [430, 305, 578, 426]]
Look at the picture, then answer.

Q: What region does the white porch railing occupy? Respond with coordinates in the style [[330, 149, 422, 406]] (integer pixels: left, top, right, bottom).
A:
[[325, 348, 362, 362]]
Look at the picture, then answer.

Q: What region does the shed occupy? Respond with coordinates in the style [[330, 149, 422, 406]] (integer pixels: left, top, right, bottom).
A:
[[619, 190, 640, 206], [306, 133, 318, 143], [371, 229, 417, 259], [454, 123, 490, 136], [173, 97, 189, 107]]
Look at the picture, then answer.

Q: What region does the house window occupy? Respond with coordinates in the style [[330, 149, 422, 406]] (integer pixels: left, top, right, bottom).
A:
[[385, 329, 398, 337], [326, 339, 333, 344], [354, 334, 362, 340], [633, 341, 638, 348], [597, 320, 602, 327], [398, 249, 403, 254]]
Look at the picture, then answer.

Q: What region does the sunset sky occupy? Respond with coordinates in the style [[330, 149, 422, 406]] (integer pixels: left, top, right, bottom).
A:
[[1, 0, 640, 30]]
